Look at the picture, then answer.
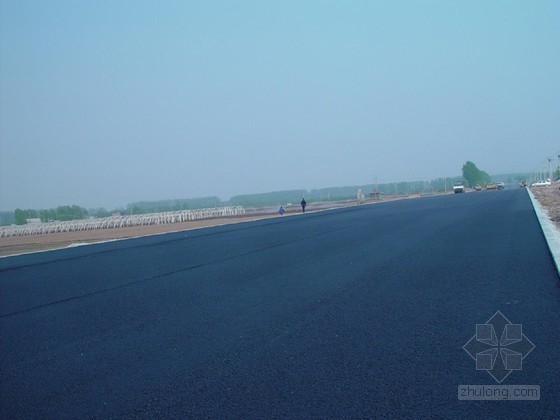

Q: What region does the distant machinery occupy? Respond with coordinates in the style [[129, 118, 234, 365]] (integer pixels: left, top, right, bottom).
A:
[[0, 206, 245, 238]]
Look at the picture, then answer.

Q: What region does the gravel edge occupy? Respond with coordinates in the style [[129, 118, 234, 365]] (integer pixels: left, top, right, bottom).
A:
[[527, 188, 560, 278]]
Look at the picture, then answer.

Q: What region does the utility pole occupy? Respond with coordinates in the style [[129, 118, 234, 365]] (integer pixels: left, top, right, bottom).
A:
[[548, 158, 552, 180]]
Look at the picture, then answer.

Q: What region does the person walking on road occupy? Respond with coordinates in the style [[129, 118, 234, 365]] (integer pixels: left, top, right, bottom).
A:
[[278, 206, 285, 216], [300, 198, 307, 213]]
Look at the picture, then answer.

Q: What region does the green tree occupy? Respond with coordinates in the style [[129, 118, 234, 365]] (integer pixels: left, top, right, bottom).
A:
[[39, 210, 49, 222], [54, 205, 87, 221], [14, 208, 27, 225], [36, 205, 88, 222], [462, 161, 491, 187]]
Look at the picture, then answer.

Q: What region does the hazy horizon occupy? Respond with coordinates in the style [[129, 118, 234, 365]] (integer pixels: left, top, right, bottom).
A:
[[0, 170, 537, 212], [1, 1, 559, 211]]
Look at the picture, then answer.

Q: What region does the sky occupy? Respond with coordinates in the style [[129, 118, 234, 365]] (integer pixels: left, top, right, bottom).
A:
[[1, 0, 559, 210]]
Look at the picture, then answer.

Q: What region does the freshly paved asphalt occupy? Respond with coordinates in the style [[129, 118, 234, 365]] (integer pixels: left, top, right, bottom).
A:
[[1, 189, 559, 418]]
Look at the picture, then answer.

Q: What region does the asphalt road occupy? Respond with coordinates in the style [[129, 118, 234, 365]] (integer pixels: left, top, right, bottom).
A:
[[1, 189, 559, 418]]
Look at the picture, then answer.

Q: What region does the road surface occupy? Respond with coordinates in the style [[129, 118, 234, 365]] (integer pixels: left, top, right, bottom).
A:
[[1, 189, 559, 418]]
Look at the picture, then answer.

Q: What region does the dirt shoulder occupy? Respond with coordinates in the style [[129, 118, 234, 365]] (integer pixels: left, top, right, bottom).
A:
[[530, 184, 560, 229], [0, 213, 280, 257]]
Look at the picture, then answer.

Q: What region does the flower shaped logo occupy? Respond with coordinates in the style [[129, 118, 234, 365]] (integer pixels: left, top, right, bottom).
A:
[[463, 311, 535, 383]]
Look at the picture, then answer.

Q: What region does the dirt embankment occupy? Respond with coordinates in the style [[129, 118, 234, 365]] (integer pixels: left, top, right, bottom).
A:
[[531, 184, 560, 229], [0, 214, 280, 257]]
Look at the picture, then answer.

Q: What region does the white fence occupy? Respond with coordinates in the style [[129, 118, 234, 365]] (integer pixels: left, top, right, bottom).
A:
[[0, 206, 245, 238]]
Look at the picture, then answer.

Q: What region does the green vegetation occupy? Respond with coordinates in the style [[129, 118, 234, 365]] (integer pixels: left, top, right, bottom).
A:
[[8, 205, 89, 224], [39, 205, 88, 222], [462, 161, 491, 187], [12, 208, 41, 225], [14, 209, 29, 225]]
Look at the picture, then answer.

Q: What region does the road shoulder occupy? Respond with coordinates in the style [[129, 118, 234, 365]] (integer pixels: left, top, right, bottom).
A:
[[527, 188, 560, 278]]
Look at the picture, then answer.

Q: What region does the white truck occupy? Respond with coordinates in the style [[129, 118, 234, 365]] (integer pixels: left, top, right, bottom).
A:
[[453, 181, 465, 193]]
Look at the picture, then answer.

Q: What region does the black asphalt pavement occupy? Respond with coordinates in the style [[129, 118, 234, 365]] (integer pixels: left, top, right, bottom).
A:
[[1, 189, 559, 418]]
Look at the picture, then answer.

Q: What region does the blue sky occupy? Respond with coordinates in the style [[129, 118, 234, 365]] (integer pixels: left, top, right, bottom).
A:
[[1, 1, 559, 210]]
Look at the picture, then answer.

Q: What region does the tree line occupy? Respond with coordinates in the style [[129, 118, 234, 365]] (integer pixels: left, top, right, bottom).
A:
[[2, 197, 225, 226], [9, 205, 90, 225]]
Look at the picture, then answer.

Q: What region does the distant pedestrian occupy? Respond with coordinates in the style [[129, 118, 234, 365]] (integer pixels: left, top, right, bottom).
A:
[[300, 198, 306, 213], [278, 206, 285, 216]]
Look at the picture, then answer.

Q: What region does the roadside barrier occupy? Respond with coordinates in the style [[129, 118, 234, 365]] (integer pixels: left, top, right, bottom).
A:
[[0, 206, 245, 238]]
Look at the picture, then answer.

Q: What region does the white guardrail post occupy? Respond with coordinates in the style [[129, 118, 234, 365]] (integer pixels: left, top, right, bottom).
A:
[[0, 206, 245, 238]]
